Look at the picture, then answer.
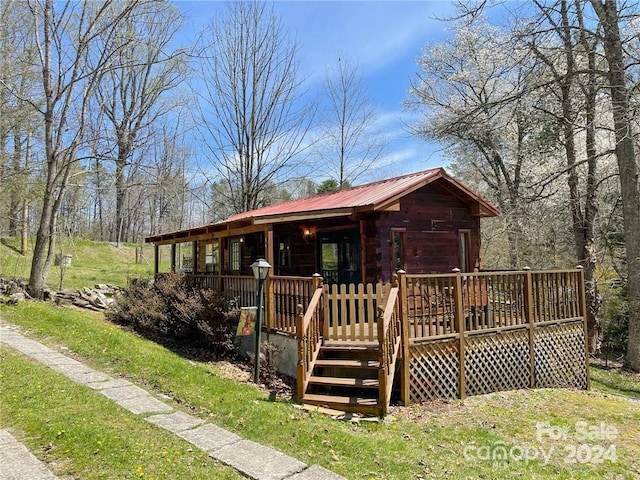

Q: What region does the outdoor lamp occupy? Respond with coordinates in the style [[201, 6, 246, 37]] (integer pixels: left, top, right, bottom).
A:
[[250, 258, 271, 383], [251, 258, 271, 281]]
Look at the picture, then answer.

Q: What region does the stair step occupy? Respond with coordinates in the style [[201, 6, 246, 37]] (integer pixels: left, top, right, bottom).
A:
[[322, 341, 378, 350], [308, 376, 379, 388], [314, 359, 380, 369], [319, 345, 379, 360], [303, 393, 381, 415]]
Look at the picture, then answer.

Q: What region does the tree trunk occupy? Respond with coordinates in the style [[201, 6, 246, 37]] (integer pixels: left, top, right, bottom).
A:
[[20, 133, 31, 256], [590, 0, 640, 370], [115, 153, 127, 244]]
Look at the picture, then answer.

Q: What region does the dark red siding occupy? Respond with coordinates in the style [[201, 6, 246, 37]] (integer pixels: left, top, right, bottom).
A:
[[374, 180, 481, 281]]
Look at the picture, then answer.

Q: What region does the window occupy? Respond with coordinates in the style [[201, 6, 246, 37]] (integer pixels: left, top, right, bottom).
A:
[[391, 229, 405, 272], [278, 237, 291, 268], [230, 239, 242, 273], [458, 230, 471, 272], [205, 242, 220, 274]]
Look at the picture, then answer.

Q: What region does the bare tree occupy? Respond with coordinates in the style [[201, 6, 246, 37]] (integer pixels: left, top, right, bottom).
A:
[[524, 0, 604, 352], [590, 0, 640, 371], [92, 0, 186, 244], [407, 23, 553, 268], [318, 57, 386, 188], [17, 0, 143, 298], [196, 0, 313, 215], [0, 0, 39, 249]]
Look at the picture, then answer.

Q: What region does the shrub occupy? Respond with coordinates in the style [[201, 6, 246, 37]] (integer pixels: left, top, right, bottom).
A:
[[106, 274, 239, 359]]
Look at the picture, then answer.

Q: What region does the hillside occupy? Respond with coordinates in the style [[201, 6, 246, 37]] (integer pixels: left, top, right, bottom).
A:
[[0, 237, 156, 290]]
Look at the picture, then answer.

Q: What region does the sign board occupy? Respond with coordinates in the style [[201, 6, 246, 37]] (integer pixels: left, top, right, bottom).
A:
[[236, 306, 257, 336]]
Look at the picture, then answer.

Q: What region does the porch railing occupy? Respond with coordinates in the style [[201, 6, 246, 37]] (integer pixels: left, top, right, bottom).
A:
[[271, 275, 315, 334], [189, 274, 315, 335], [403, 268, 588, 402]]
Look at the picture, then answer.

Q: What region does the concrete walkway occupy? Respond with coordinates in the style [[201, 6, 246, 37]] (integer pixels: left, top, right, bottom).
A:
[[0, 324, 344, 480], [0, 429, 59, 480]]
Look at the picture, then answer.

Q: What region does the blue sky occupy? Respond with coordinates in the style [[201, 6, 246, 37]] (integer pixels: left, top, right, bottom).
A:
[[176, 1, 459, 181]]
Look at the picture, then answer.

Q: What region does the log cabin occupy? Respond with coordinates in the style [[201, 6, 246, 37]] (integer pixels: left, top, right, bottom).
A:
[[145, 168, 589, 415], [145, 167, 500, 282]]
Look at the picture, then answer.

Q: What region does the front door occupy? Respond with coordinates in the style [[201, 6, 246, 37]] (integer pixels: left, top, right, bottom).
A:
[[319, 228, 361, 285]]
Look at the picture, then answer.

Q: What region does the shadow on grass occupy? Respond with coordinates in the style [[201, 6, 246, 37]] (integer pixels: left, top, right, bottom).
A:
[[0, 238, 24, 256], [591, 365, 640, 399], [114, 321, 295, 398]]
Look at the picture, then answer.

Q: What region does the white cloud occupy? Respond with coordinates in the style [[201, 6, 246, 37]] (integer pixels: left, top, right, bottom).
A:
[[275, 1, 455, 85]]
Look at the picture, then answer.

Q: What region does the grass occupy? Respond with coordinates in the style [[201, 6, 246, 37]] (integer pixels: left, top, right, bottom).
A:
[[0, 347, 241, 479], [2, 302, 640, 479], [590, 365, 640, 400], [0, 236, 171, 289]]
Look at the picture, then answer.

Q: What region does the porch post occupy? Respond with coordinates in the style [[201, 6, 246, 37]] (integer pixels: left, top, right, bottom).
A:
[[453, 268, 466, 399], [265, 225, 274, 332], [192, 241, 198, 274], [397, 270, 410, 405], [153, 244, 159, 276], [170, 243, 176, 273]]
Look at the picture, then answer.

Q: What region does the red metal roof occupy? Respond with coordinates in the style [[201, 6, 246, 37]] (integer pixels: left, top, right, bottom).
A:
[[145, 168, 500, 243], [225, 168, 443, 222]]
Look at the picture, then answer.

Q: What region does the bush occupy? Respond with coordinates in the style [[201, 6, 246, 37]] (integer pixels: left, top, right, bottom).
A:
[[106, 274, 239, 359]]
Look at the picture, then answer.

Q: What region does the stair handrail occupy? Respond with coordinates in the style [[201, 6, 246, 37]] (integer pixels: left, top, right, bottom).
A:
[[296, 274, 324, 401], [377, 274, 402, 415]]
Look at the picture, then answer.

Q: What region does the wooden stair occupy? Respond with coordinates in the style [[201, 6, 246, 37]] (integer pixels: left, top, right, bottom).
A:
[[301, 341, 383, 415]]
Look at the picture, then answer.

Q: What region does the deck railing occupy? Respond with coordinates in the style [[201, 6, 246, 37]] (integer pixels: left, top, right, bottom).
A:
[[187, 269, 584, 341], [404, 269, 583, 341], [296, 277, 324, 400], [402, 268, 588, 402], [377, 275, 402, 415]]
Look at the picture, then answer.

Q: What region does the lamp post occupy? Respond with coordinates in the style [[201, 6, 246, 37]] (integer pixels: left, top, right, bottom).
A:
[[251, 258, 271, 383]]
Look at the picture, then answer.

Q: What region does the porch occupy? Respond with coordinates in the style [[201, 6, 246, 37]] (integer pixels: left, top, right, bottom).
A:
[[187, 268, 589, 416]]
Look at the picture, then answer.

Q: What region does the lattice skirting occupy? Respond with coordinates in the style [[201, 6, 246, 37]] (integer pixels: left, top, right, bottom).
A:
[[534, 321, 588, 389], [465, 331, 530, 396], [409, 339, 459, 402], [408, 321, 588, 403]]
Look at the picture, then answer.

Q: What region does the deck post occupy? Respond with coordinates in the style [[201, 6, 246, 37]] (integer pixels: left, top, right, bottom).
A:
[[311, 273, 323, 339], [576, 266, 591, 390], [396, 270, 410, 405], [453, 268, 466, 399], [296, 304, 305, 401], [523, 267, 536, 388]]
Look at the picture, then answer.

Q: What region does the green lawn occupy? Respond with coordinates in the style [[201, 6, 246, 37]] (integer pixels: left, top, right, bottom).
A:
[[2, 302, 640, 479], [1, 347, 240, 480], [0, 236, 166, 290]]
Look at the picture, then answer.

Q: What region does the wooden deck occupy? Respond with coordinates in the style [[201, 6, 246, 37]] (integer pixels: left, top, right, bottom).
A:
[[187, 268, 589, 415]]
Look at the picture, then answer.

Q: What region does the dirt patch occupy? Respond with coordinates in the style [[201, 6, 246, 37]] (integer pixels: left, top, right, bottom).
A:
[[214, 359, 294, 398], [388, 398, 468, 424]]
